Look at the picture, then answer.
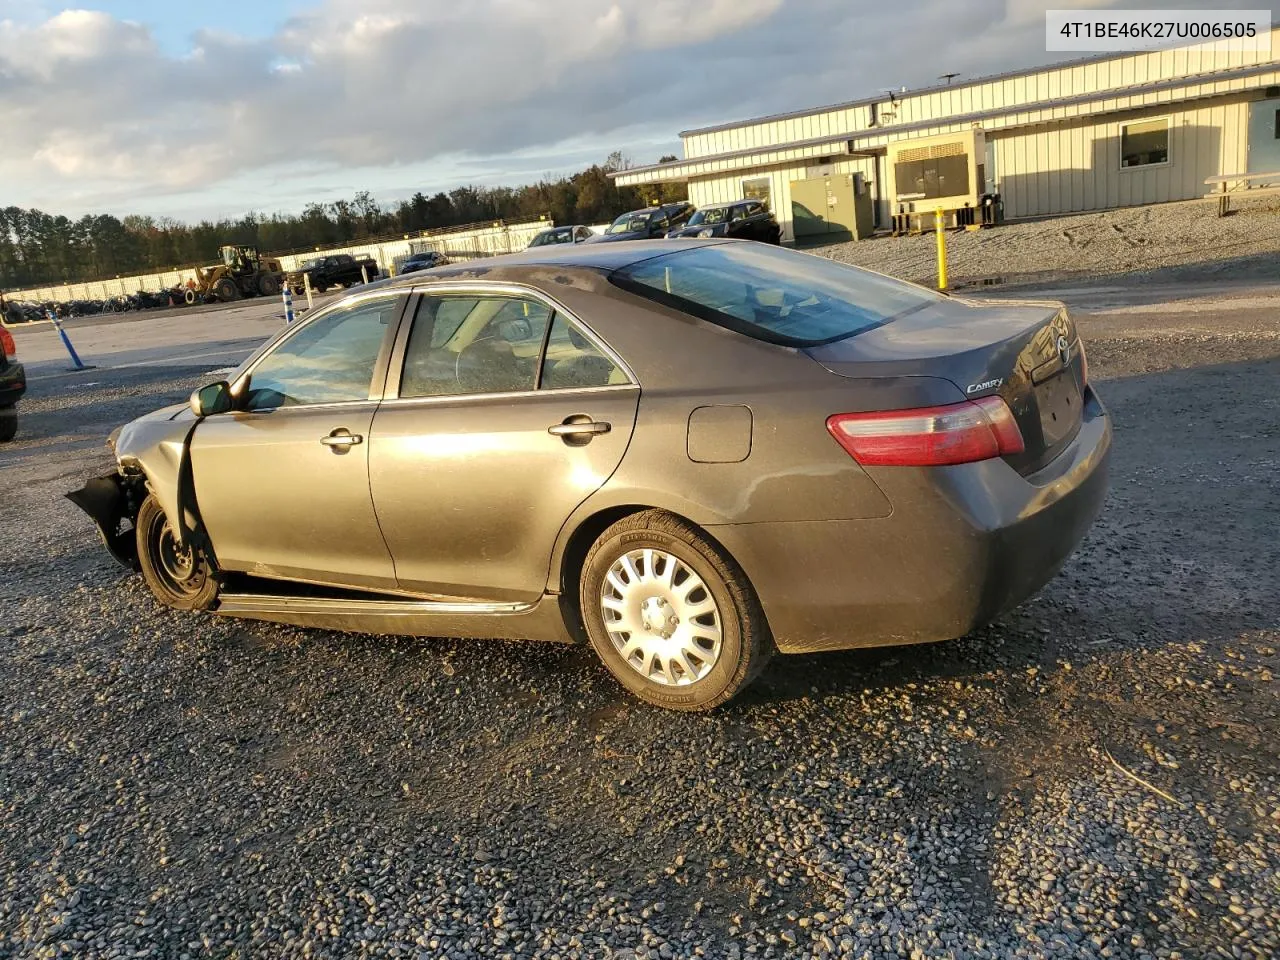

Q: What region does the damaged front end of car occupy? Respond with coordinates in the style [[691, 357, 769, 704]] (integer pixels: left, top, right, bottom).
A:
[[65, 403, 204, 572]]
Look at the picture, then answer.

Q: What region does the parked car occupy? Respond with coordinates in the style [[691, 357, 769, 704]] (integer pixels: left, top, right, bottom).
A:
[[286, 254, 380, 293], [397, 251, 449, 276], [587, 203, 695, 242], [668, 200, 781, 244], [69, 239, 1110, 711], [0, 322, 26, 442], [528, 225, 595, 248]]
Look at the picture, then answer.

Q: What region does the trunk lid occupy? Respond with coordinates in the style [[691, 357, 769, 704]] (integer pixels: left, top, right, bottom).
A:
[[805, 296, 1086, 475]]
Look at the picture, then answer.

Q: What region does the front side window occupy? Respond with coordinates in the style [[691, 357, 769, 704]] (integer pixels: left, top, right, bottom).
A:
[[689, 207, 728, 226], [540, 314, 627, 389], [611, 243, 944, 347], [244, 296, 400, 409], [1121, 118, 1169, 168], [400, 295, 552, 398]]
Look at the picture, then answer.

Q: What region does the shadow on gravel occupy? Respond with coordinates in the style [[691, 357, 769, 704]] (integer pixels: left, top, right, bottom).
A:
[[976, 250, 1280, 296], [0, 365, 212, 470]]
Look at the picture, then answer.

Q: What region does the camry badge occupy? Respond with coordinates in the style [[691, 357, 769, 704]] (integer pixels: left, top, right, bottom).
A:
[[1057, 335, 1072, 367]]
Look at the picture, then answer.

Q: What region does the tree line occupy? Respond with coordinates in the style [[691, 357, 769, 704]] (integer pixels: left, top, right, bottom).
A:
[[0, 152, 683, 291]]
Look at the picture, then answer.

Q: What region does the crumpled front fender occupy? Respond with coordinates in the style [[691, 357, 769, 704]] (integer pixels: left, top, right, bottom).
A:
[[113, 414, 200, 548], [68, 403, 213, 570]]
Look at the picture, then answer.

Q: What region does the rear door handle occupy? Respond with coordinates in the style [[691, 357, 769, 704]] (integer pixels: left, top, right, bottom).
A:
[[320, 429, 364, 451]]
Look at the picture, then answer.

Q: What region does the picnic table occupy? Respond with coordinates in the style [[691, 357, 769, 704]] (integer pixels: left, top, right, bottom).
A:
[[1204, 171, 1280, 216]]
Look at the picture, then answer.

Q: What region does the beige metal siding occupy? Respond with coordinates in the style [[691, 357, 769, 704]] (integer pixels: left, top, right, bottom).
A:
[[678, 31, 1278, 161], [993, 101, 1251, 218]]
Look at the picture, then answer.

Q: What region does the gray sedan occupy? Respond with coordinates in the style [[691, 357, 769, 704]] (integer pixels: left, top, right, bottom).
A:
[[69, 240, 1110, 710]]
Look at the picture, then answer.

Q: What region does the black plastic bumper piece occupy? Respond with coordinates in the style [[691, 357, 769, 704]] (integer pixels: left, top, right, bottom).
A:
[[66, 473, 140, 570]]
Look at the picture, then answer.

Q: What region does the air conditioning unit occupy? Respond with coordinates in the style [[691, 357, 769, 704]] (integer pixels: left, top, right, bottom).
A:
[[887, 128, 986, 215]]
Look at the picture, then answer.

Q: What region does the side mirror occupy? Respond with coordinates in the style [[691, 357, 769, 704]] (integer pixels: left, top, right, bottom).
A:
[[190, 380, 233, 418]]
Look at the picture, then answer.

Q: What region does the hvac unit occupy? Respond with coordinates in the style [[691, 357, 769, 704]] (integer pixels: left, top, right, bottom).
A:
[[887, 128, 988, 228]]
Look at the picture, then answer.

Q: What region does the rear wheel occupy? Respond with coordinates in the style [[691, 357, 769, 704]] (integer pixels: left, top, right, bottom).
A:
[[136, 495, 218, 611], [0, 406, 16, 443], [579, 510, 773, 711], [257, 273, 280, 297]]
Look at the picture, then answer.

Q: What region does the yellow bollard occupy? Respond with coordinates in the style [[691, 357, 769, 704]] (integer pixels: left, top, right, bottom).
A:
[[935, 207, 948, 291], [303, 272, 314, 313]]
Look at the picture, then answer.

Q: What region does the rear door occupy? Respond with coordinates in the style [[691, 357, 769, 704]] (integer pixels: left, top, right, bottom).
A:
[[369, 288, 639, 602]]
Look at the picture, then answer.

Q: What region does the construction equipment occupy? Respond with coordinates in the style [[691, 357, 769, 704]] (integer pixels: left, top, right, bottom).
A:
[[184, 246, 285, 305]]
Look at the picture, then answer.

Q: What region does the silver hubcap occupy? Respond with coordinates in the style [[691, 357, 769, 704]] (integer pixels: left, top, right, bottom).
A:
[[600, 549, 723, 686]]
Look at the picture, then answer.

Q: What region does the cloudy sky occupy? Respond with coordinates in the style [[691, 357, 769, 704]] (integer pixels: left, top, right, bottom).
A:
[[0, 0, 1233, 221]]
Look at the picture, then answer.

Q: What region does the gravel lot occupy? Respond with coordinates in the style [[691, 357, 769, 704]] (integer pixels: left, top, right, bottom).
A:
[[814, 195, 1280, 289], [1, 287, 1278, 960]]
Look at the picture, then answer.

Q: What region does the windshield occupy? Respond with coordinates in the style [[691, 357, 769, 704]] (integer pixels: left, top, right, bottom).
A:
[[607, 213, 652, 235], [610, 243, 944, 346], [688, 208, 729, 226]]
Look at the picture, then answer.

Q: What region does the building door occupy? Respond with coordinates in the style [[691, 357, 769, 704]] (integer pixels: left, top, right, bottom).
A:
[[1247, 98, 1280, 178]]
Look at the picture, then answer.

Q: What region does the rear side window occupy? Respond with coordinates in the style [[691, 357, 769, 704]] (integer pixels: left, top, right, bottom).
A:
[[611, 243, 944, 347]]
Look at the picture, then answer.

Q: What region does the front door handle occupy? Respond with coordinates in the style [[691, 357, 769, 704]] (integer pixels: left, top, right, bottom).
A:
[[320, 429, 364, 452], [548, 417, 611, 444]]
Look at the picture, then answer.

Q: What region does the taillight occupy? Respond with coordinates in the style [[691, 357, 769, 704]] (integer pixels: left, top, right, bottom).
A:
[[0, 325, 15, 361], [827, 395, 1025, 467]]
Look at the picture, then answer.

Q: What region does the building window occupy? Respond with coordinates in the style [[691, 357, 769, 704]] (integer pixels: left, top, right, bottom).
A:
[[742, 178, 771, 208], [1120, 118, 1170, 168]]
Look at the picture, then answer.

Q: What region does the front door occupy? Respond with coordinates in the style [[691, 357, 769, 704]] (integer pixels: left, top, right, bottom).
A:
[[369, 291, 639, 603], [190, 294, 406, 590], [1247, 97, 1280, 178]]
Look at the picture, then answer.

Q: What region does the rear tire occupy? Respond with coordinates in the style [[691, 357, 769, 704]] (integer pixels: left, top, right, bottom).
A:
[[0, 406, 16, 443], [257, 273, 280, 297], [183, 289, 198, 305], [579, 510, 773, 711], [136, 495, 218, 611]]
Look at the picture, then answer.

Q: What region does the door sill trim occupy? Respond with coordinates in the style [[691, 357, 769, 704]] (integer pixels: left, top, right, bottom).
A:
[[216, 593, 534, 618]]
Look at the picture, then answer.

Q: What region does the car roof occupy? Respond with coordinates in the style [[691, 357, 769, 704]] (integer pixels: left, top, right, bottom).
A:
[[617, 203, 689, 217], [374, 238, 729, 291]]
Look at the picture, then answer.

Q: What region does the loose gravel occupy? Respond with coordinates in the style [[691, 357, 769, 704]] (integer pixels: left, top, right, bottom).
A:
[[1, 290, 1278, 960], [814, 195, 1280, 289]]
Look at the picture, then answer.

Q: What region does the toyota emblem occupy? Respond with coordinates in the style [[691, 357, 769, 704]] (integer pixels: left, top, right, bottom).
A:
[[1057, 335, 1071, 367]]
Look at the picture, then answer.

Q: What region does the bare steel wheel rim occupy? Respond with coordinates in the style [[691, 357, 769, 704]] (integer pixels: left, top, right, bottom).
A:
[[600, 548, 723, 686], [146, 511, 204, 597]]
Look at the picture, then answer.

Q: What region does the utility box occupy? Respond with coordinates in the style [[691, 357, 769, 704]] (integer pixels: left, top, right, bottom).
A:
[[888, 128, 986, 220], [789, 172, 875, 243]]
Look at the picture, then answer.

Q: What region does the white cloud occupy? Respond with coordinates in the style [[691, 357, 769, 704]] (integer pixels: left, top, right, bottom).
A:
[[0, 0, 1198, 219]]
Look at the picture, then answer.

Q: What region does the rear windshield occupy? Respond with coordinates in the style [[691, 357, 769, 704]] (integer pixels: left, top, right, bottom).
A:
[[610, 243, 944, 346]]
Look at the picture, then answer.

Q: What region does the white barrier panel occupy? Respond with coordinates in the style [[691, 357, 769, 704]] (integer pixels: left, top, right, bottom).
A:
[[5, 219, 554, 304]]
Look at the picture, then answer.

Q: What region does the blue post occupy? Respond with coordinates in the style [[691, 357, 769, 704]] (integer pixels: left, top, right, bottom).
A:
[[47, 310, 95, 372], [282, 283, 295, 325]]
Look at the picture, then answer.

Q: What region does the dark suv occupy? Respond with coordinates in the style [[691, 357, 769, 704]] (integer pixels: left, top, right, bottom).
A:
[[667, 200, 781, 244], [0, 322, 26, 442], [588, 203, 695, 242]]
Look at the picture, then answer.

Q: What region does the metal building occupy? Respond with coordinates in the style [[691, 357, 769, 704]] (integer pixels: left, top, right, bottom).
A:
[[612, 31, 1280, 242]]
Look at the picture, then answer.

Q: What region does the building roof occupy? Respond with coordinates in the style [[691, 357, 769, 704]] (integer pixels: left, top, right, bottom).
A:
[[677, 48, 1138, 139], [615, 53, 1280, 185]]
